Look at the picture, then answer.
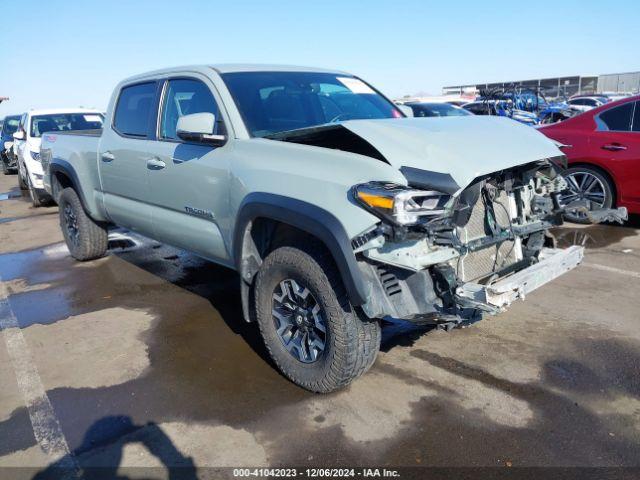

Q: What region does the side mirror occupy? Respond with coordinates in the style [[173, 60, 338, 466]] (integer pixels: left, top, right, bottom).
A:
[[176, 113, 226, 146], [13, 130, 24, 140], [397, 105, 414, 117]]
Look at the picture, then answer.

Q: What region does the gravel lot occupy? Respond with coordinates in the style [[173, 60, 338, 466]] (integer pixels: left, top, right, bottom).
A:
[[1, 172, 639, 476]]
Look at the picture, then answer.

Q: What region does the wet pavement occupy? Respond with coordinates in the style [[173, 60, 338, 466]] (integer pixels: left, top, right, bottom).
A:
[[1, 172, 640, 477]]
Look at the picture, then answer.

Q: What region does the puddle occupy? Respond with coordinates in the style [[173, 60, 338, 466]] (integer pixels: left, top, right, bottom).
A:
[[0, 190, 23, 201], [552, 225, 638, 250], [3, 231, 640, 468]]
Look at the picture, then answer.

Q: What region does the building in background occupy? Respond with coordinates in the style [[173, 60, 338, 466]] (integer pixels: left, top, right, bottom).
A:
[[442, 71, 640, 98]]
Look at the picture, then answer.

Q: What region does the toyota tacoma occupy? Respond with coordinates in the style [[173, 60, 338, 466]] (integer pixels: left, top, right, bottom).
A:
[[40, 65, 626, 392]]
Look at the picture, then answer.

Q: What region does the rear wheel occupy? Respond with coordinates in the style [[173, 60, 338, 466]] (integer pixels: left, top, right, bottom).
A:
[[559, 166, 614, 224], [254, 244, 380, 393], [2, 156, 11, 175], [58, 187, 108, 261]]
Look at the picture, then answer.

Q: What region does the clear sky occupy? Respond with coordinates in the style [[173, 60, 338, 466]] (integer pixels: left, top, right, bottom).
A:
[[1, 0, 639, 116]]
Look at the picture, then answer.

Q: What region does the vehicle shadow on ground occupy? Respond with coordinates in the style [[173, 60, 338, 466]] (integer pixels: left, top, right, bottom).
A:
[[111, 242, 275, 369], [32, 416, 197, 480]]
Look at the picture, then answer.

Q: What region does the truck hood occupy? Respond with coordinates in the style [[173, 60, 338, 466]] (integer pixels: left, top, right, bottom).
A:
[[339, 116, 562, 191]]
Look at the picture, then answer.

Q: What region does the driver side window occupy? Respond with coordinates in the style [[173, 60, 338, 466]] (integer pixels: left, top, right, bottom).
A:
[[160, 79, 223, 140]]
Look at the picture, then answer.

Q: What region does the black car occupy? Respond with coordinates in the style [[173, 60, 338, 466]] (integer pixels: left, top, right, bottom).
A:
[[1, 114, 21, 173], [406, 102, 472, 118]]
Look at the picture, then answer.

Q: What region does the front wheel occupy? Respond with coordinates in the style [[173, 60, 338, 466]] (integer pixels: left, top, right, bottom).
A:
[[559, 166, 614, 224], [18, 168, 27, 190], [58, 187, 108, 261], [27, 176, 43, 207], [254, 245, 380, 393]]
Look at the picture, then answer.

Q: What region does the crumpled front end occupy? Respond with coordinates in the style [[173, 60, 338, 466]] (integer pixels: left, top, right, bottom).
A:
[[353, 159, 627, 328]]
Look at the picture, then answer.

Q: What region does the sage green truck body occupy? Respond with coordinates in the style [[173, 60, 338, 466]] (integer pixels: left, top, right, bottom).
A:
[[40, 64, 593, 324]]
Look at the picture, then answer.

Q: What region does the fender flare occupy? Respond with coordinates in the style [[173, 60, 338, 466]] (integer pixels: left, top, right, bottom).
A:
[[49, 160, 89, 208], [233, 192, 369, 306]]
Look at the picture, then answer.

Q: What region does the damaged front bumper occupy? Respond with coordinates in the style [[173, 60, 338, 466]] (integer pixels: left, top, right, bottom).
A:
[[456, 245, 584, 312]]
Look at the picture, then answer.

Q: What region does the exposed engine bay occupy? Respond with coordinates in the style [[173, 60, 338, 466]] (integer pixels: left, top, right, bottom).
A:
[[268, 120, 628, 328], [351, 160, 627, 328]]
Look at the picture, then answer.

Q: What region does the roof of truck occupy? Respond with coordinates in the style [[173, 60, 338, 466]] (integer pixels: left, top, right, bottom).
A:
[[121, 64, 351, 83], [210, 64, 349, 74]]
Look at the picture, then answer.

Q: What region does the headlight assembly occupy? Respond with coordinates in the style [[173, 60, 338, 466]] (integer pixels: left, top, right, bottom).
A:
[[353, 181, 451, 226], [30, 150, 41, 161]]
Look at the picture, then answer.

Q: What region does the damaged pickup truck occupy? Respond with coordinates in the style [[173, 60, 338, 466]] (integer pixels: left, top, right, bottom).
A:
[[40, 65, 627, 393]]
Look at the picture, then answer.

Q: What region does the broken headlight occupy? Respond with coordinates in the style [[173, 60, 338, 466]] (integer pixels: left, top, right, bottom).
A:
[[353, 181, 451, 226]]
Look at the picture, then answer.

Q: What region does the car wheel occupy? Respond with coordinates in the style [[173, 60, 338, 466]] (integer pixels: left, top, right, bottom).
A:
[[58, 187, 108, 261], [18, 168, 27, 190], [27, 176, 43, 208], [255, 244, 380, 393], [559, 166, 614, 224]]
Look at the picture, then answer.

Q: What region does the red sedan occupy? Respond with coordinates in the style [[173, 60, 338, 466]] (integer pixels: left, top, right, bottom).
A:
[[540, 95, 640, 223]]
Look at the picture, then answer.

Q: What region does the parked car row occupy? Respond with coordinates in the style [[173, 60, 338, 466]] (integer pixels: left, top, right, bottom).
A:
[[397, 90, 640, 224], [1, 109, 103, 205]]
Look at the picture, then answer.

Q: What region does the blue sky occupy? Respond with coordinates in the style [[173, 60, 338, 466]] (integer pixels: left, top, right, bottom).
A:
[[1, 0, 639, 116]]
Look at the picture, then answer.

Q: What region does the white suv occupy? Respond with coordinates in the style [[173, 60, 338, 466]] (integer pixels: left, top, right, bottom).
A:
[[13, 109, 103, 206], [566, 96, 607, 113]]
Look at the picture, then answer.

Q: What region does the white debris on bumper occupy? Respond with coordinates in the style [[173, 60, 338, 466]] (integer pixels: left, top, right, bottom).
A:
[[458, 245, 584, 310]]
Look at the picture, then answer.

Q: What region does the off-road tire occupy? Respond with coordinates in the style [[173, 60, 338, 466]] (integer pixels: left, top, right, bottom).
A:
[[255, 244, 380, 393], [58, 187, 108, 261], [563, 166, 614, 224]]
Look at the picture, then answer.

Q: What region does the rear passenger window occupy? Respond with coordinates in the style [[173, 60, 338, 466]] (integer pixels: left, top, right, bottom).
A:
[[598, 103, 633, 131], [113, 82, 156, 137]]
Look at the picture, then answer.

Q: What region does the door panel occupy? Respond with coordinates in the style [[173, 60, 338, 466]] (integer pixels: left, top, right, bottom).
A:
[[99, 137, 154, 234], [147, 142, 231, 262], [589, 130, 640, 207], [146, 77, 231, 264], [99, 81, 158, 235]]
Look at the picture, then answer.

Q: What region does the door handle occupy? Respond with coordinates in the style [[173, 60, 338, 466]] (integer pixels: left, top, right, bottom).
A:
[[602, 144, 627, 151], [101, 152, 115, 162], [146, 158, 166, 170]]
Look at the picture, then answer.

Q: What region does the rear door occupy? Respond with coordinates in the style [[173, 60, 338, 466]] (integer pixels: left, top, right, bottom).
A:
[[144, 76, 232, 263], [590, 101, 640, 208], [99, 81, 159, 235]]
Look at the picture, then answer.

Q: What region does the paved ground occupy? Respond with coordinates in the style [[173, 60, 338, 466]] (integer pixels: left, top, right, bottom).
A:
[[1, 171, 639, 477]]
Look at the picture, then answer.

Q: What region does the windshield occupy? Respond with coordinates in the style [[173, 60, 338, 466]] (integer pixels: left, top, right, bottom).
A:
[[29, 113, 104, 138], [221, 71, 402, 137], [2, 116, 20, 136], [410, 103, 471, 117]]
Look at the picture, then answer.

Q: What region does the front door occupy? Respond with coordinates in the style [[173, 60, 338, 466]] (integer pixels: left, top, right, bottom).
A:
[[145, 77, 231, 264], [99, 81, 158, 236], [590, 101, 640, 210]]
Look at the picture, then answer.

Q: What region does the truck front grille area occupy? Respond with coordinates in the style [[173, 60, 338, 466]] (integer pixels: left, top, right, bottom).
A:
[[456, 189, 519, 282]]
